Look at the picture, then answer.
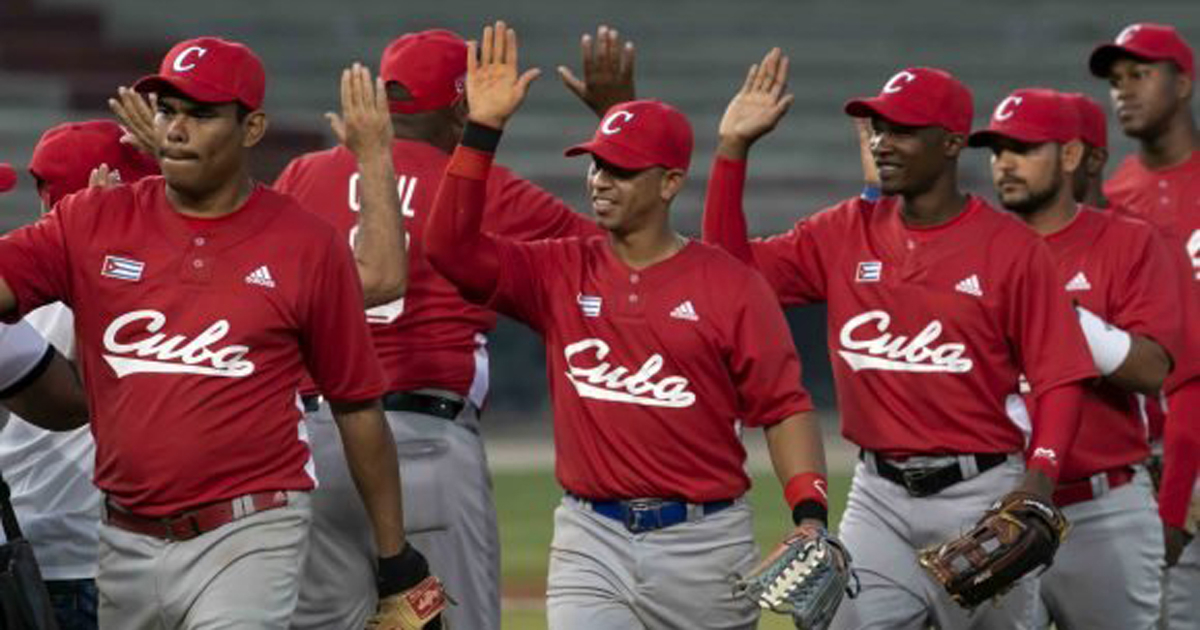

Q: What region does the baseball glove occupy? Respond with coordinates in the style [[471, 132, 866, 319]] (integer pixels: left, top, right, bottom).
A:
[[366, 575, 448, 630], [918, 491, 1069, 609], [734, 526, 858, 630]]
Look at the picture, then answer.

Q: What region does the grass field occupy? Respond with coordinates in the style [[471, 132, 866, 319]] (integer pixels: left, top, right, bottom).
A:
[[493, 469, 853, 629]]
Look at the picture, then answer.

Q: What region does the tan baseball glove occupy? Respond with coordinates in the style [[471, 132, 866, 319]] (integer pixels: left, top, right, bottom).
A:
[[366, 575, 448, 630]]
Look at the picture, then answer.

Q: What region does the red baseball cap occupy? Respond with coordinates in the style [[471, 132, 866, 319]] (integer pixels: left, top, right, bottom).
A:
[[1089, 23, 1195, 80], [565, 100, 693, 172], [0, 163, 15, 193], [134, 37, 266, 110], [845, 67, 974, 135], [968, 88, 1081, 148], [380, 29, 467, 114], [1065, 92, 1107, 149], [29, 120, 160, 208]]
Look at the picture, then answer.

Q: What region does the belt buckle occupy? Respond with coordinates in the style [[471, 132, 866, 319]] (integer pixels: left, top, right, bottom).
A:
[[901, 467, 937, 498], [623, 499, 663, 533]]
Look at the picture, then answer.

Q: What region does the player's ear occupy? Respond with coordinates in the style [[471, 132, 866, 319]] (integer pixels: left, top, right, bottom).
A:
[[1175, 70, 1193, 101], [1087, 146, 1109, 177], [1061, 140, 1084, 175], [943, 131, 966, 159], [241, 110, 269, 149], [660, 168, 686, 203]]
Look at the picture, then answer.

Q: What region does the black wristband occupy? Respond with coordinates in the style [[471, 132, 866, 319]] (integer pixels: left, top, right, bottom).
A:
[[792, 500, 829, 527], [377, 544, 430, 597], [461, 122, 503, 153]]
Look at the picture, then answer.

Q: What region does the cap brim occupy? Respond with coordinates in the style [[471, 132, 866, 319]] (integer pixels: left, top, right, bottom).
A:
[[844, 97, 936, 129], [1088, 44, 1152, 78], [133, 75, 241, 106], [564, 141, 659, 171], [967, 129, 1054, 148]]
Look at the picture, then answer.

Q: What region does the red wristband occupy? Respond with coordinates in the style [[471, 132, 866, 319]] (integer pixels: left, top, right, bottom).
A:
[[784, 472, 828, 510]]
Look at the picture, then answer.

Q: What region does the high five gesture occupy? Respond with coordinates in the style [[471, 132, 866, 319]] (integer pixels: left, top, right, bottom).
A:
[[466, 21, 542, 130]]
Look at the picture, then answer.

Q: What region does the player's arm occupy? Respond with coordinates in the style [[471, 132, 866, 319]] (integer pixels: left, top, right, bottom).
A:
[[558, 25, 636, 117], [765, 412, 829, 529], [0, 320, 87, 430], [326, 63, 407, 307], [1076, 306, 1171, 394], [425, 21, 541, 302], [1162, 378, 1199, 565], [329, 398, 405, 556]]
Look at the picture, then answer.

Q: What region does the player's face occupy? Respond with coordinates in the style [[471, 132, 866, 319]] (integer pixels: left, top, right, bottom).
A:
[[587, 158, 674, 235], [154, 95, 265, 196], [1108, 58, 1189, 138], [869, 118, 958, 196], [989, 139, 1063, 214]]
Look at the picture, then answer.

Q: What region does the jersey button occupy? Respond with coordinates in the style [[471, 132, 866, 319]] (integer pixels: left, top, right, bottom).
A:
[[628, 294, 639, 303], [1159, 180, 1169, 189], [193, 259, 204, 269], [630, 273, 640, 284], [194, 236, 206, 246]]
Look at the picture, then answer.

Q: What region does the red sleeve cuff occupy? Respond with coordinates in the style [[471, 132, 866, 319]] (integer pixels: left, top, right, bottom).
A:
[[448, 146, 495, 181]]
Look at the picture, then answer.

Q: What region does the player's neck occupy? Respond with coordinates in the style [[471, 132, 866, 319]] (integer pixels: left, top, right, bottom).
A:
[[1082, 179, 1109, 209], [1138, 111, 1198, 170], [900, 170, 968, 228], [1020, 189, 1078, 237], [166, 173, 256, 219], [608, 223, 686, 270]]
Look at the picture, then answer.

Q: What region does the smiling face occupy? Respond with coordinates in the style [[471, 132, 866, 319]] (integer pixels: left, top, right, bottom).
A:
[[1108, 57, 1190, 139], [586, 157, 683, 236], [154, 93, 265, 197], [869, 117, 962, 197]]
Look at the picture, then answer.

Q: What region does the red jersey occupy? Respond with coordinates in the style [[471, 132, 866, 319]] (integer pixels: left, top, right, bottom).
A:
[[486, 236, 812, 502], [1105, 151, 1200, 393], [0, 178, 385, 516], [707, 160, 1096, 456], [1040, 207, 1182, 480], [275, 142, 597, 405]]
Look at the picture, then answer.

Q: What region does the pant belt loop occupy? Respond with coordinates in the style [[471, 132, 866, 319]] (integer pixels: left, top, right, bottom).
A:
[[1090, 471, 1111, 498], [863, 451, 880, 475], [686, 502, 703, 521], [958, 454, 980, 480]]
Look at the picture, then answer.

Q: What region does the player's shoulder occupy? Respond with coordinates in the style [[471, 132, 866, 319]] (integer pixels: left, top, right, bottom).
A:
[[969, 197, 1044, 245], [801, 195, 871, 228], [256, 185, 341, 243], [52, 176, 159, 226], [277, 146, 355, 182], [1085, 205, 1164, 249]]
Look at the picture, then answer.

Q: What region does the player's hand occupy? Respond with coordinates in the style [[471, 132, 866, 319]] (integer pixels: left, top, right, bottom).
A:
[[1164, 523, 1193, 567], [466, 21, 542, 130], [108, 86, 159, 156], [717, 48, 794, 160], [88, 163, 120, 189], [558, 25, 635, 117], [854, 118, 882, 188], [326, 63, 394, 159]]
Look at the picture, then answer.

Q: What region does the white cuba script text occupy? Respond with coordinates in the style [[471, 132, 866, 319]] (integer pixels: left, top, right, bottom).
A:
[[102, 310, 255, 378], [838, 310, 973, 373], [563, 338, 695, 408]]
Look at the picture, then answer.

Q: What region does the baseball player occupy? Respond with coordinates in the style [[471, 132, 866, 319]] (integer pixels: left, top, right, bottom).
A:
[[424, 22, 835, 629], [969, 87, 1181, 630], [1063, 93, 1111, 208], [0, 119, 160, 630], [1089, 23, 1200, 627], [705, 57, 1097, 629], [273, 26, 629, 630], [0, 37, 439, 629]]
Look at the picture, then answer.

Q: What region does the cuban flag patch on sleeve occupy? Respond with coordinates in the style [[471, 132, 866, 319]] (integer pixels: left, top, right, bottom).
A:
[[101, 255, 145, 282]]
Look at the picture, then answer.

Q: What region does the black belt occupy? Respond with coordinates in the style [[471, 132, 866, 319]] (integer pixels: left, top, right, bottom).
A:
[[864, 451, 1009, 498], [302, 392, 465, 421]]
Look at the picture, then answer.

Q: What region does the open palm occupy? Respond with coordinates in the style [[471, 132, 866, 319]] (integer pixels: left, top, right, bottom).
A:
[[467, 21, 542, 129], [719, 48, 794, 146]]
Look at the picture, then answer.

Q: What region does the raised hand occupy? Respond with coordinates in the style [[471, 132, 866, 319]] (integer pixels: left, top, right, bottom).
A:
[[854, 117, 882, 188], [108, 86, 159, 155], [88, 163, 121, 189], [466, 21, 542, 130], [717, 48, 794, 160], [558, 24, 636, 117], [325, 63, 393, 159]]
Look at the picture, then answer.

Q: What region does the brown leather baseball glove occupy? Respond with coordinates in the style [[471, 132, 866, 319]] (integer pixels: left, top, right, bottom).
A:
[[917, 492, 1068, 609], [366, 575, 448, 630]]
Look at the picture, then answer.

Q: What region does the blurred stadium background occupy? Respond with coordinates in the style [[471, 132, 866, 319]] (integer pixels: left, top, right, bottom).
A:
[[0, 1, 1196, 626]]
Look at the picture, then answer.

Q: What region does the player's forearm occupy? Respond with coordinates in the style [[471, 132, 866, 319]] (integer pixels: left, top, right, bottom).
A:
[[1160, 378, 1200, 528], [1026, 381, 1086, 486], [352, 150, 407, 307], [425, 123, 502, 303], [331, 399, 406, 556], [765, 412, 830, 525], [1107, 335, 1172, 394], [2, 350, 88, 430], [701, 155, 754, 265]]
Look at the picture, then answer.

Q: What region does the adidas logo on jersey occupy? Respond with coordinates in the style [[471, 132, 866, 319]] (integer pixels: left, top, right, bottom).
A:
[[245, 265, 276, 288], [670, 301, 699, 321], [954, 274, 983, 297], [1064, 272, 1092, 292]]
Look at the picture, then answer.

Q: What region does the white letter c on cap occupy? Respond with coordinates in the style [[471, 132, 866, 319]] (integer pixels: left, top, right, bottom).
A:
[[994, 96, 1023, 121], [883, 71, 917, 94], [173, 46, 208, 72], [601, 111, 635, 135]]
